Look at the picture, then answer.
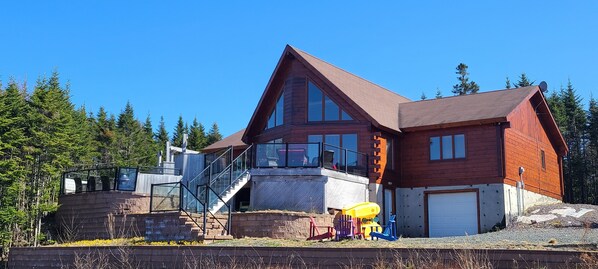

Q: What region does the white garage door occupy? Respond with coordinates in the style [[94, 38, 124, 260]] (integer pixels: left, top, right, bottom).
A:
[[428, 192, 478, 237]]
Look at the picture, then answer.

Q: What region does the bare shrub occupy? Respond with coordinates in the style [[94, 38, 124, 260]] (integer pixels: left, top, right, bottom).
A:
[[67, 249, 110, 269], [58, 211, 81, 243]]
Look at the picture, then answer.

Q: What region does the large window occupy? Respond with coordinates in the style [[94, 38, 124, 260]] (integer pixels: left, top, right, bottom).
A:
[[266, 92, 284, 129], [308, 81, 353, 122], [386, 138, 394, 170], [430, 134, 465, 160], [308, 133, 358, 167]]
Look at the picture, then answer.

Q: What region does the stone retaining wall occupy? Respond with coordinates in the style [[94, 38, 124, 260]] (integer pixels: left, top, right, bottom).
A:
[[8, 246, 588, 269], [231, 211, 335, 239], [56, 192, 150, 240]]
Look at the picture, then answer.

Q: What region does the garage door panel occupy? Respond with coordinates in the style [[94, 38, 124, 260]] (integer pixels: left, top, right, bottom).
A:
[[428, 192, 478, 237]]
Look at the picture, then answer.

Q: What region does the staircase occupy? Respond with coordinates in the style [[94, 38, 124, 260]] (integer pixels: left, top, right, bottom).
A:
[[149, 145, 253, 241]]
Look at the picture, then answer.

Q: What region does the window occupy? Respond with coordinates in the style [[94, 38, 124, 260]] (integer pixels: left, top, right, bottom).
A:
[[308, 133, 358, 166], [386, 138, 394, 170], [541, 150, 546, 170], [266, 92, 284, 129], [430, 134, 466, 160], [308, 81, 353, 122]]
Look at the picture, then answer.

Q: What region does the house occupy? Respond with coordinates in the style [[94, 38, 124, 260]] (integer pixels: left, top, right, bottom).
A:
[[203, 45, 567, 237]]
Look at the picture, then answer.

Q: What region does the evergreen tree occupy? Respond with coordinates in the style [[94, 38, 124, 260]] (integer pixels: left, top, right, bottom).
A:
[[206, 122, 223, 146], [172, 115, 187, 147], [70, 105, 96, 167], [141, 114, 158, 166], [0, 80, 29, 255], [188, 117, 207, 151], [515, 73, 534, 88], [94, 107, 116, 165], [435, 88, 443, 99], [28, 72, 76, 245], [154, 116, 169, 154], [452, 63, 479, 95], [587, 97, 598, 203], [559, 80, 587, 203], [505, 77, 512, 89], [114, 101, 146, 166], [420, 92, 427, 100]]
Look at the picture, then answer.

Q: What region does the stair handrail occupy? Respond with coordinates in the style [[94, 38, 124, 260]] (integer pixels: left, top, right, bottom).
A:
[[179, 183, 207, 233], [204, 185, 232, 235], [208, 145, 253, 198], [187, 146, 233, 187]]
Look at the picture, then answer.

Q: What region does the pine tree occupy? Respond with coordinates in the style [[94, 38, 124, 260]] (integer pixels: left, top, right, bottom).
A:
[[452, 63, 479, 95], [141, 114, 158, 166], [172, 115, 187, 147], [188, 117, 207, 151], [587, 97, 598, 203], [505, 77, 512, 89], [515, 73, 534, 88], [154, 116, 169, 154], [70, 105, 96, 167], [206, 122, 223, 146], [420, 92, 427, 100]]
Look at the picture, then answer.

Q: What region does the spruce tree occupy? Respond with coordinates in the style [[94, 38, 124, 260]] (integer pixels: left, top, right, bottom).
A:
[[505, 77, 512, 89], [172, 115, 187, 147], [28, 72, 76, 245], [154, 116, 169, 154], [94, 107, 116, 165], [515, 73, 534, 88], [206, 122, 223, 146], [452, 63, 479, 95], [114, 102, 146, 166], [188, 117, 207, 151], [0, 80, 29, 254], [435, 88, 443, 99], [420, 92, 427, 100]]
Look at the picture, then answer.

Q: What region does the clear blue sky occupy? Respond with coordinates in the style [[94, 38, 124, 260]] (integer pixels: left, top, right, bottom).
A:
[[2, 1, 597, 137]]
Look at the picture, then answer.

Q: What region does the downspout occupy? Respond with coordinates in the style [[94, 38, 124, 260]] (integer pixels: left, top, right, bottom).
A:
[[517, 167, 525, 215]]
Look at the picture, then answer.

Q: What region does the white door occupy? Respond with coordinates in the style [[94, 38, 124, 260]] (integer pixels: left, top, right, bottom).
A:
[[428, 192, 478, 237]]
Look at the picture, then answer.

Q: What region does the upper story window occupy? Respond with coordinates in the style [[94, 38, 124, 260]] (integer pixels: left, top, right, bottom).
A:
[[386, 138, 394, 170], [430, 134, 465, 161], [266, 92, 284, 129], [308, 81, 353, 122]]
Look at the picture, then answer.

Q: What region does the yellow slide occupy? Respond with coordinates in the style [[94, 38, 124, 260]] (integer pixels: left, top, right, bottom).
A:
[[341, 202, 382, 239]]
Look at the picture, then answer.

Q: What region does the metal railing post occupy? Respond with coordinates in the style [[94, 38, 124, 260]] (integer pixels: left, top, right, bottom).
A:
[[229, 146, 234, 186], [179, 182, 183, 212], [203, 186, 208, 236], [344, 149, 348, 174], [285, 143, 289, 167], [149, 184, 154, 213]]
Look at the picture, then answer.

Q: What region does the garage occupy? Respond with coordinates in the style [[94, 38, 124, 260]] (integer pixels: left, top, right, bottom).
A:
[[427, 191, 479, 237]]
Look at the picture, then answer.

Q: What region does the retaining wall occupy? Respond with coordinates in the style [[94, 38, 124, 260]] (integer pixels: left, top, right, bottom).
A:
[[231, 211, 334, 239], [8, 246, 590, 269]]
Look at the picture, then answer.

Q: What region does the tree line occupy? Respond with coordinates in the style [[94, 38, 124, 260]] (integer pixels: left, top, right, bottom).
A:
[[0, 72, 222, 258], [426, 63, 598, 205]]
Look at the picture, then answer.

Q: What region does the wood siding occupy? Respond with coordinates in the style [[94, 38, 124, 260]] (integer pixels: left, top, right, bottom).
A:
[[399, 125, 502, 188], [246, 55, 397, 184], [504, 99, 562, 200]]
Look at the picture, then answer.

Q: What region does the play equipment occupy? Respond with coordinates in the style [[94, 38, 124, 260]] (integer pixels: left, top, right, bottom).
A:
[[307, 216, 334, 241], [370, 215, 398, 241], [336, 202, 381, 240]]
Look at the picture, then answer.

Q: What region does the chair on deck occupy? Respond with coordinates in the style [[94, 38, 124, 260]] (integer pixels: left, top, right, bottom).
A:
[[370, 215, 398, 241], [335, 215, 362, 240]]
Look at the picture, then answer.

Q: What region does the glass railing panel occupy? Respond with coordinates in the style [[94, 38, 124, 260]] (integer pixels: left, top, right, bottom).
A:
[[181, 184, 204, 215], [61, 167, 119, 194], [255, 143, 286, 168], [116, 167, 138, 191], [150, 182, 180, 212]]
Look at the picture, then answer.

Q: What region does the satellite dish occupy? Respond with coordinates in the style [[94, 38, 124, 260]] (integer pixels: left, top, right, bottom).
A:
[[538, 81, 548, 92]]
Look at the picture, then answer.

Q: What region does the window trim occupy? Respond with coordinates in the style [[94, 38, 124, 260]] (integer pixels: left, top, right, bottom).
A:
[[429, 134, 467, 161]]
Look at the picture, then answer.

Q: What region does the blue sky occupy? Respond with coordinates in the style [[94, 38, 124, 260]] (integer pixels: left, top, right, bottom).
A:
[[2, 1, 597, 137]]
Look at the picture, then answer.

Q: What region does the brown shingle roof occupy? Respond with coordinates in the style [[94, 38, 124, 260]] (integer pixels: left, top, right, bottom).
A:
[[399, 86, 538, 130], [290, 46, 411, 132], [202, 128, 247, 153]]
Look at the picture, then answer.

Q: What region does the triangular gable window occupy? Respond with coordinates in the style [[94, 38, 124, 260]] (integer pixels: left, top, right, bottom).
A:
[[308, 81, 353, 122], [266, 92, 284, 129]]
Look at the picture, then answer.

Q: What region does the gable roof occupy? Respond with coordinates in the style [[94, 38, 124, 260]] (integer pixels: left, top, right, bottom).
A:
[[242, 45, 411, 142], [291, 46, 411, 131], [202, 128, 247, 153], [399, 86, 538, 130]]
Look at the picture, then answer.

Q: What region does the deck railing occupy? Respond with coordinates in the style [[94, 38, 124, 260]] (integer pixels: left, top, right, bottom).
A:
[[252, 142, 368, 177], [60, 167, 139, 194]]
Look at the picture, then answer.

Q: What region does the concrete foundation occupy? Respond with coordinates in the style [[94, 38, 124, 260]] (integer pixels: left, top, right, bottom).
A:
[[503, 184, 561, 226], [396, 183, 559, 237], [249, 168, 369, 213]]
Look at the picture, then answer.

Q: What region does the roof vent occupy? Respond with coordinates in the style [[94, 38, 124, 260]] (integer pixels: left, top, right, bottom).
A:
[[538, 81, 548, 92]]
